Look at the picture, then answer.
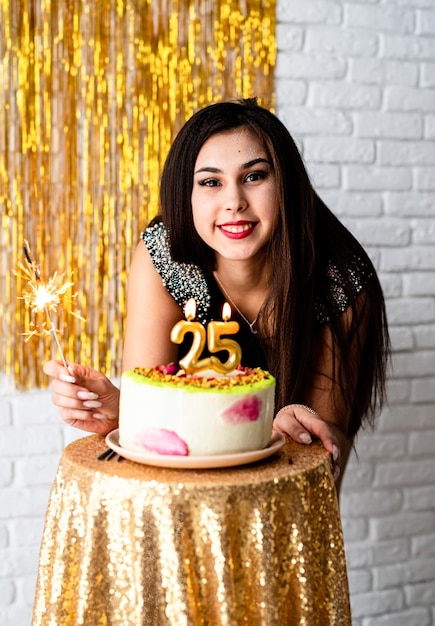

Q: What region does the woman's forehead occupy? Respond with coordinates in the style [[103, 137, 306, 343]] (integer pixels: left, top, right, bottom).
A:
[[195, 128, 268, 164]]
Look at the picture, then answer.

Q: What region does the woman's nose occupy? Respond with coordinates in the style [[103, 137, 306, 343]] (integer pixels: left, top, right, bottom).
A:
[[224, 183, 247, 212]]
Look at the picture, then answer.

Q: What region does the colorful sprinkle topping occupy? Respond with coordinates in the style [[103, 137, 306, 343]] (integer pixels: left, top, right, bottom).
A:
[[132, 365, 273, 389]]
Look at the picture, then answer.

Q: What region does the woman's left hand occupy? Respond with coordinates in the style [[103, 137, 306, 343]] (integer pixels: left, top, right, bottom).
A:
[[273, 404, 341, 481]]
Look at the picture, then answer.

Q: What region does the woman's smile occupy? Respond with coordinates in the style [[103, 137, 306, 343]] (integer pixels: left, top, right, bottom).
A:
[[217, 220, 258, 238]]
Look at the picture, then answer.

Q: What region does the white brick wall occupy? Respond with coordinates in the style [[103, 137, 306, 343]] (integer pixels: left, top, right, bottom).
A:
[[275, 1, 435, 625], [1, 1, 435, 624]]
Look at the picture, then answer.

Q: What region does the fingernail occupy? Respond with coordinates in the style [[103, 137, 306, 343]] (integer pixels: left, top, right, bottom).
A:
[[83, 400, 103, 409], [59, 374, 76, 383], [299, 433, 312, 445], [77, 391, 99, 400], [93, 413, 118, 421], [333, 465, 341, 481], [332, 445, 339, 462]]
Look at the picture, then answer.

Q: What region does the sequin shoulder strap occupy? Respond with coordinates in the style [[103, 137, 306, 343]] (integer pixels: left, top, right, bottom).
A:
[[141, 221, 211, 324], [315, 254, 374, 325]]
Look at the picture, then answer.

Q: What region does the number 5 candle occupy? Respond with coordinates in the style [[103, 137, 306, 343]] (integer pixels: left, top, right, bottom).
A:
[[207, 302, 242, 374]]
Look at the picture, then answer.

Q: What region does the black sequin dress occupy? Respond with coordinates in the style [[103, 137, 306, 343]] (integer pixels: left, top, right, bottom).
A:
[[142, 221, 373, 369]]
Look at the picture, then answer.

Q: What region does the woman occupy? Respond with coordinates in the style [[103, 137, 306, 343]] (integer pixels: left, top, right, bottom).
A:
[[44, 99, 390, 490]]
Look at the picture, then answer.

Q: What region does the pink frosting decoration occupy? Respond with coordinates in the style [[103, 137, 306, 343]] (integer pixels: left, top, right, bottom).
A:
[[135, 428, 188, 456], [221, 396, 262, 424]]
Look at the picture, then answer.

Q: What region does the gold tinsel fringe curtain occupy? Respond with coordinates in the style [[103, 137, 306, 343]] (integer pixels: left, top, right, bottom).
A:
[[0, 0, 276, 389]]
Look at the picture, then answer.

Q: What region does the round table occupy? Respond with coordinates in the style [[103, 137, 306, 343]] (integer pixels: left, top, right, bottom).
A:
[[32, 435, 351, 625]]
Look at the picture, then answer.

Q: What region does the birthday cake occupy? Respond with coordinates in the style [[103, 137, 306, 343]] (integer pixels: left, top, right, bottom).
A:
[[118, 365, 276, 456]]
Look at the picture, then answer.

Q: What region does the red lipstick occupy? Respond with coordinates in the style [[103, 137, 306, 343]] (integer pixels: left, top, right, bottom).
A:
[[218, 221, 257, 240]]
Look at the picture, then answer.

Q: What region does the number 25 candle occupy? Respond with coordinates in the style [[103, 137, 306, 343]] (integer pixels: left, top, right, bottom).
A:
[[170, 299, 242, 374]]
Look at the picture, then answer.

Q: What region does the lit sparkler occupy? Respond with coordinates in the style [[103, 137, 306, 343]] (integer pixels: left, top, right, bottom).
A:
[[16, 240, 85, 367]]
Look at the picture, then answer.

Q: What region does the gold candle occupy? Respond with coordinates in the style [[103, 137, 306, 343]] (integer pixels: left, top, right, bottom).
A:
[[170, 298, 209, 374], [171, 300, 242, 374], [207, 303, 242, 373]]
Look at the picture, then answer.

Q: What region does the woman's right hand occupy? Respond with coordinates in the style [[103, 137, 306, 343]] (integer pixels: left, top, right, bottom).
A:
[[43, 360, 120, 435]]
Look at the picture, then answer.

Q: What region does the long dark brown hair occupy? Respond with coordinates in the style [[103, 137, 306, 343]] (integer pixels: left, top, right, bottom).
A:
[[159, 99, 390, 438]]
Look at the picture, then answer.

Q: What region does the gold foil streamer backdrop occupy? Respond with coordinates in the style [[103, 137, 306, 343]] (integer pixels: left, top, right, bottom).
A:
[[0, 0, 276, 389]]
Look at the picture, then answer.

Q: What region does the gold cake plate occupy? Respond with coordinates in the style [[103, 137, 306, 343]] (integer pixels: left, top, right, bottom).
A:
[[106, 429, 285, 469]]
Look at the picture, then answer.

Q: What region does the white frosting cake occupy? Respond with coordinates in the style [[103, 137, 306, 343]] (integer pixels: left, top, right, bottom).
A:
[[119, 366, 276, 456]]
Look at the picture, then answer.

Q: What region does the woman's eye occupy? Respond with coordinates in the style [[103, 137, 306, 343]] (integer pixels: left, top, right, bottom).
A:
[[198, 178, 220, 187], [245, 170, 268, 183]]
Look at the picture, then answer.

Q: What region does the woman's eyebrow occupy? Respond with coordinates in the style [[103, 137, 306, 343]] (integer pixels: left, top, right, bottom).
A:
[[194, 166, 221, 174], [194, 157, 270, 175], [243, 157, 270, 169]]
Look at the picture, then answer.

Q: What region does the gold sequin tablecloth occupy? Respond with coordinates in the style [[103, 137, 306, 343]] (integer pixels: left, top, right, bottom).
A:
[[32, 435, 351, 625]]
